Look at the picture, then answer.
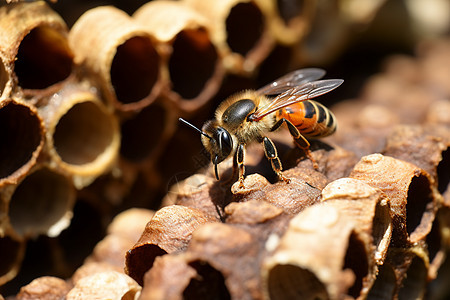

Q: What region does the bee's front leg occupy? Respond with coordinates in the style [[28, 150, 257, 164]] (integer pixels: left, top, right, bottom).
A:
[[262, 137, 291, 184], [234, 144, 246, 188], [222, 145, 244, 187]]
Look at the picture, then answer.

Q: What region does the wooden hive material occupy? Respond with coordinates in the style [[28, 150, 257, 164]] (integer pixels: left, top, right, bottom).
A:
[[383, 125, 450, 189], [350, 153, 440, 246], [231, 172, 325, 214], [66, 271, 141, 300], [39, 83, 120, 189], [161, 173, 226, 219], [0, 234, 25, 286], [183, 0, 275, 75], [1, 165, 76, 240], [145, 192, 293, 299], [0, 98, 44, 187], [139, 219, 283, 300], [139, 216, 284, 300], [182, 222, 261, 299], [0, 1, 74, 99], [106, 208, 155, 242], [133, 1, 225, 114], [69, 6, 163, 112], [82, 208, 155, 270], [261, 201, 376, 299], [139, 253, 200, 300], [88, 234, 139, 271], [141, 200, 292, 300], [320, 178, 392, 265], [71, 262, 123, 286], [16, 276, 72, 300], [0, 52, 12, 101], [125, 205, 218, 286]]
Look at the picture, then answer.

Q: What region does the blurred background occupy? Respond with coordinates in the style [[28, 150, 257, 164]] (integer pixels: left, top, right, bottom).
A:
[[0, 0, 449, 296]]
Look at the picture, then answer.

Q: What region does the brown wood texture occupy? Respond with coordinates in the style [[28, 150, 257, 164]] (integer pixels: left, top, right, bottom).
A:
[[1, 1, 450, 299]]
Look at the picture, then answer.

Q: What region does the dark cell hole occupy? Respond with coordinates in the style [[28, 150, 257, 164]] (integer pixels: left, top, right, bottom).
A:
[[0, 236, 22, 278], [0, 57, 7, 95], [268, 264, 329, 300], [226, 2, 264, 56], [126, 244, 167, 286], [427, 254, 450, 299], [397, 256, 427, 300], [0, 236, 54, 296], [15, 26, 73, 89], [58, 198, 106, 276], [366, 264, 396, 300], [426, 216, 441, 262], [169, 28, 218, 99], [277, 0, 305, 23], [53, 102, 114, 165], [406, 175, 433, 236], [0, 102, 41, 179], [120, 104, 165, 162], [184, 261, 231, 300], [111, 36, 160, 104], [342, 232, 368, 298], [437, 148, 450, 194]]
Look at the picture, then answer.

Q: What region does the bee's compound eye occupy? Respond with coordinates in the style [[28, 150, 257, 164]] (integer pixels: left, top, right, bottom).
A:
[[217, 127, 233, 158]]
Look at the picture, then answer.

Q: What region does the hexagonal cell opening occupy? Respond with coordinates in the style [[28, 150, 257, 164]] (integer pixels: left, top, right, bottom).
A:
[[9, 168, 74, 237], [53, 101, 115, 165]]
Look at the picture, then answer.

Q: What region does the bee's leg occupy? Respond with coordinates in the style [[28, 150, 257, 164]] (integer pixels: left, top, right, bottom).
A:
[[221, 151, 238, 186], [263, 136, 291, 183], [271, 118, 318, 169], [236, 144, 246, 188], [221, 145, 244, 186]]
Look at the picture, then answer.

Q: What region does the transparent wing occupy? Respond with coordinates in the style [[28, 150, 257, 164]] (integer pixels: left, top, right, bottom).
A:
[[251, 79, 344, 121], [257, 68, 326, 95]]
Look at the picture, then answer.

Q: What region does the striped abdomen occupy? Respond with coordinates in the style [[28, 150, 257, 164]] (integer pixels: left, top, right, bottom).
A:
[[277, 100, 337, 138]]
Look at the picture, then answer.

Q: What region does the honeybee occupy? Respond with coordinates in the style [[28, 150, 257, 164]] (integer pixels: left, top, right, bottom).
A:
[[180, 68, 343, 188]]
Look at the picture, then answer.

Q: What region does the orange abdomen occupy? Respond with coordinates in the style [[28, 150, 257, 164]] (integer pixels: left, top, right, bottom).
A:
[[277, 100, 336, 138]]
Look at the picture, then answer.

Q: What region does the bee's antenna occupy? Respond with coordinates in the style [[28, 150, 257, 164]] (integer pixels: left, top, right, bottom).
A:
[[179, 118, 212, 139]]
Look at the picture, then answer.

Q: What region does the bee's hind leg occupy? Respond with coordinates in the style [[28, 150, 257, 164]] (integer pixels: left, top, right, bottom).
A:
[[271, 118, 318, 169], [293, 134, 319, 170], [262, 136, 291, 183]]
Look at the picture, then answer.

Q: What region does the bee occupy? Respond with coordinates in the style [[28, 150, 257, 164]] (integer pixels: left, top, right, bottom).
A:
[[180, 68, 343, 188]]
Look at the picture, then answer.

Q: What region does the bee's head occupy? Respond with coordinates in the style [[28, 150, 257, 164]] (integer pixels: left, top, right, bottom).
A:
[[179, 118, 233, 180]]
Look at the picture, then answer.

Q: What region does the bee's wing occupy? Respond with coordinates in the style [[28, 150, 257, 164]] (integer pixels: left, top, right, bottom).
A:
[[251, 79, 344, 121], [257, 68, 326, 95]]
